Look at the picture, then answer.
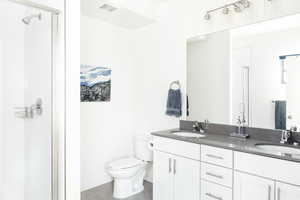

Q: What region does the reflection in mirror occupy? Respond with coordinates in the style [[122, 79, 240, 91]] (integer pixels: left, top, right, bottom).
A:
[[187, 14, 300, 130]]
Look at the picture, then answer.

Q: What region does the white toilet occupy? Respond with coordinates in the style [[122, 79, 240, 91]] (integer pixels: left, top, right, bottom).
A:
[[107, 135, 153, 199]]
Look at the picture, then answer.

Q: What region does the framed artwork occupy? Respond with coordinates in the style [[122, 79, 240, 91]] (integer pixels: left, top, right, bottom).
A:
[[80, 65, 111, 102]]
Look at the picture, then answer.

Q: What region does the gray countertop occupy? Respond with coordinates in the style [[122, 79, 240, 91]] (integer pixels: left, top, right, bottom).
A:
[[151, 128, 300, 163]]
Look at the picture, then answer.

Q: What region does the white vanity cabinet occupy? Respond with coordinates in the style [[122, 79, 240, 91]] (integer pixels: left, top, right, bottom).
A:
[[173, 155, 200, 200], [276, 182, 300, 200], [201, 145, 233, 200], [234, 172, 275, 200], [234, 152, 300, 200], [201, 180, 232, 200], [153, 136, 300, 200], [233, 169, 300, 200], [153, 137, 200, 200], [153, 151, 173, 200]]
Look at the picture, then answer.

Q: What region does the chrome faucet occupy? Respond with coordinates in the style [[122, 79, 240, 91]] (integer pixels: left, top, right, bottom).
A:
[[193, 121, 206, 133], [280, 130, 290, 144], [237, 116, 242, 134], [203, 119, 210, 130], [280, 127, 299, 145], [230, 116, 249, 138], [193, 121, 202, 132], [192, 120, 209, 133]]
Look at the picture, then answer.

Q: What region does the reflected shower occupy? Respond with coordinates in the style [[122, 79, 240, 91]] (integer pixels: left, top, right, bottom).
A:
[[22, 13, 42, 25]]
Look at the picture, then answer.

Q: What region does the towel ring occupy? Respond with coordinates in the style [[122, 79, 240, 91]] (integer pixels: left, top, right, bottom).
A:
[[169, 80, 181, 90]]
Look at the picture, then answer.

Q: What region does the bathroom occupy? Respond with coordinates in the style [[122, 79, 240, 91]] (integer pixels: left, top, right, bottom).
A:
[[80, 0, 300, 199], [1, 0, 300, 200]]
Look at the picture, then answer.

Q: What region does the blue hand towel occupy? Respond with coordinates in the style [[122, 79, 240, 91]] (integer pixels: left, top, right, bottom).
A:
[[275, 100, 286, 130], [166, 89, 182, 117]]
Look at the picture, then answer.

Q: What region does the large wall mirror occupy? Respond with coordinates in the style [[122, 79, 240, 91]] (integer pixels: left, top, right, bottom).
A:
[[187, 14, 300, 130]]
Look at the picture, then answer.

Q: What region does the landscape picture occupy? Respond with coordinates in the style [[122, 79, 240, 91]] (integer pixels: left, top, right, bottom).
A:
[[80, 65, 111, 102]]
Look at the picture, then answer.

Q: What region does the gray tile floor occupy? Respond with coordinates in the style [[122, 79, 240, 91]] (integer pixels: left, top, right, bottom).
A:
[[81, 181, 153, 200]]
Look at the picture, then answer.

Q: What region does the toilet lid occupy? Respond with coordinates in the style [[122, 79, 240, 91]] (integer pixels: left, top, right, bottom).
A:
[[109, 157, 143, 170]]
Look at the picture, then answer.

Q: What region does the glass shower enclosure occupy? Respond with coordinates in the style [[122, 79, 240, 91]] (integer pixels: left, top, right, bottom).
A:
[[0, 1, 62, 200]]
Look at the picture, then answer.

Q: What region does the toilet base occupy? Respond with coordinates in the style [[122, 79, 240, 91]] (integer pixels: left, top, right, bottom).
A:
[[107, 158, 148, 199], [113, 178, 144, 199]]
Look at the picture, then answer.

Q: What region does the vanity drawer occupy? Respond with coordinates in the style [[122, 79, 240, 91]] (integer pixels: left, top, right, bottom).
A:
[[234, 151, 300, 186], [153, 136, 200, 160], [201, 163, 233, 188], [201, 180, 232, 200], [201, 145, 233, 168]]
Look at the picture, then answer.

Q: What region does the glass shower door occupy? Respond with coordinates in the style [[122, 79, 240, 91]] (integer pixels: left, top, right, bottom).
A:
[[0, 1, 54, 200]]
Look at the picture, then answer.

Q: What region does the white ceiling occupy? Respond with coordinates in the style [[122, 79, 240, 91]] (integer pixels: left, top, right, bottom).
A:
[[81, 0, 157, 30]]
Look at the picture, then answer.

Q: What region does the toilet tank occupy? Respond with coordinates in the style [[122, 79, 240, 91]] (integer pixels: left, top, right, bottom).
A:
[[134, 135, 153, 162]]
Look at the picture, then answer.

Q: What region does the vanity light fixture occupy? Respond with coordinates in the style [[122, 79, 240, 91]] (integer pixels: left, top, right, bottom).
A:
[[222, 7, 230, 15], [99, 4, 118, 12], [241, 0, 251, 8], [234, 4, 242, 13], [204, 0, 251, 20], [204, 12, 211, 20]]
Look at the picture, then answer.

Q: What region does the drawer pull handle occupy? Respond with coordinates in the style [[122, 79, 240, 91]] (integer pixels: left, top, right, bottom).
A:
[[277, 188, 280, 200], [173, 159, 176, 175], [268, 185, 271, 200], [169, 158, 172, 173], [206, 154, 224, 160], [206, 172, 223, 179], [205, 193, 223, 200]]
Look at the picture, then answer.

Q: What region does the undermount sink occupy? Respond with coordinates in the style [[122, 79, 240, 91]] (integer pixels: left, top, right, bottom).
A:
[[172, 131, 206, 138], [255, 144, 300, 155]]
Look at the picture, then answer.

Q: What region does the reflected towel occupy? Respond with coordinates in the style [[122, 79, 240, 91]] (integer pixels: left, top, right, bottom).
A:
[[275, 101, 286, 130], [166, 89, 182, 118]]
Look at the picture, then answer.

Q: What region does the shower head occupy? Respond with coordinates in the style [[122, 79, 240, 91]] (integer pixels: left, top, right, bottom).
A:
[[22, 13, 42, 25]]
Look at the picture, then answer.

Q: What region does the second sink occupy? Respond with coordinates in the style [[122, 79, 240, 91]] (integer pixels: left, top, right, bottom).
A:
[[255, 144, 300, 155]]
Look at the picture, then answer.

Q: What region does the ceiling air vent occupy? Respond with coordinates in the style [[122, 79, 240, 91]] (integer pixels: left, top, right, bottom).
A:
[[99, 4, 118, 12]]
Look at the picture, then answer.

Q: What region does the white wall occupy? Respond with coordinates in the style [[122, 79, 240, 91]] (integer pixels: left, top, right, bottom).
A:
[[132, 1, 187, 134], [80, 16, 136, 191], [130, 2, 188, 182], [80, 0, 187, 188], [66, 0, 81, 199], [187, 31, 231, 124]]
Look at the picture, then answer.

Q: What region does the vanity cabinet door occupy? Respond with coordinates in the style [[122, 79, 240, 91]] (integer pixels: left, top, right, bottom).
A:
[[153, 151, 173, 200], [276, 182, 300, 200], [234, 171, 275, 200], [173, 155, 200, 200]]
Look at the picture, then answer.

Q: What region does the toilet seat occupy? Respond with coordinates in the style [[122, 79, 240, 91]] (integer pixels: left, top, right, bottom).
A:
[[109, 157, 143, 170]]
